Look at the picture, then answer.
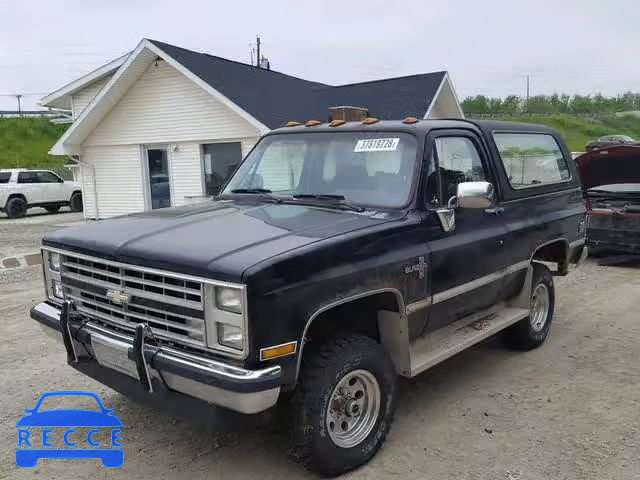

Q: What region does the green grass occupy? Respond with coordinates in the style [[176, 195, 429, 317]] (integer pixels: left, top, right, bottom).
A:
[[481, 115, 640, 152], [0, 117, 68, 170]]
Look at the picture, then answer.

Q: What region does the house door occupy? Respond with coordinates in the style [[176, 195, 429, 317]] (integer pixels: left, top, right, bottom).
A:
[[145, 147, 171, 209]]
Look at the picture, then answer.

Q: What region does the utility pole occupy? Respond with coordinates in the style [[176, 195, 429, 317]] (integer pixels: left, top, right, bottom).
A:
[[16, 94, 22, 116], [526, 75, 530, 113], [256, 36, 261, 67]]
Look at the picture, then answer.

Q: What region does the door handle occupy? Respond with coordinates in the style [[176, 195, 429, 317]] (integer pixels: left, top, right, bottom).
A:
[[485, 206, 504, 215]]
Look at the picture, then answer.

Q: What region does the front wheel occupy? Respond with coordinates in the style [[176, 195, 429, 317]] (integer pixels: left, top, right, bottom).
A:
[[504, 263, 555, 350], [288, 334, 397, 476]]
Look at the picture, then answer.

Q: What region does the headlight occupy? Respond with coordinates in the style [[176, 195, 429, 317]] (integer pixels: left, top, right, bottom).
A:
[[215, 287, 242, 313], [204, 284, 247, 356], [217, 324, 243, 350], [49, 252, 61, 271]]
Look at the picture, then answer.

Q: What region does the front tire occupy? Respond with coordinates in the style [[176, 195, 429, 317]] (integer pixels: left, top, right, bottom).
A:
[[504, 263, 555, 350], [5, 197, 28, 218], [288, 334, 397, 476]]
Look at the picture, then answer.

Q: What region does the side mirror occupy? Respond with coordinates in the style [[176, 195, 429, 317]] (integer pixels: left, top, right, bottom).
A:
[[456, 181, 495, 209]]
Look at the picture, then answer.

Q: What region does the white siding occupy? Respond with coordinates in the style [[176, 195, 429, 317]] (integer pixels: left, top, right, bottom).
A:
[[71, 76, 112, 120], [80, 145, 145, 219], [169, 142, 203, 206], [84, 60, 260, 147], [241, 137, 259, 156]]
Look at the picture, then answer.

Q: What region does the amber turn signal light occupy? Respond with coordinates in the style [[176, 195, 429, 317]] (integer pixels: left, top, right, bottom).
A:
[[403, 117, 419, 124], [260, 341, 297, 360], [285, 121, 302, 127], [305, 120, 322, 127], [362, 117, 380, 124], [329, 119, 346, 127]]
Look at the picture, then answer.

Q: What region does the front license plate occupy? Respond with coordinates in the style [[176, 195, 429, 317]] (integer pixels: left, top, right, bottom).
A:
[[91, 336, 139, 380]]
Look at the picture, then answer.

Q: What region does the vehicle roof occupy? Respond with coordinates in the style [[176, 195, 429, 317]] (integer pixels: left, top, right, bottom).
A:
[[267, 118, 561, 136]]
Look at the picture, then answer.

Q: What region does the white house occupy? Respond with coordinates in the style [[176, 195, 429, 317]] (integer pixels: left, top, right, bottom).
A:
[[41, 39, 464, 219]]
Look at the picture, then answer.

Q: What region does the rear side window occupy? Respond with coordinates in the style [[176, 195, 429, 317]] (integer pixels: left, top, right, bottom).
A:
[[0, 172, 11, 184], [493, 133, 570, 189], [17, 172, 37, 183]]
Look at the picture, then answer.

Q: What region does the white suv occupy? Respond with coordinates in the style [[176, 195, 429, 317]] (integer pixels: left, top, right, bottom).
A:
[[0, 169, 82, 218]]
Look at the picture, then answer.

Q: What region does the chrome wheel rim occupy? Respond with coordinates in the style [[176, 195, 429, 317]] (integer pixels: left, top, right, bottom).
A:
[[326, 369, 381, 449], [530, 283, 550, 332]]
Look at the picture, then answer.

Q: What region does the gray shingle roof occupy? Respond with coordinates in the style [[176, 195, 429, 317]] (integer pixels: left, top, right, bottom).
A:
[[148, 40, 446, 129]]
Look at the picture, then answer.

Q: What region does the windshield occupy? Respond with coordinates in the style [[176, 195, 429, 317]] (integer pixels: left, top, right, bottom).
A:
[[221, 132, 419, 208]]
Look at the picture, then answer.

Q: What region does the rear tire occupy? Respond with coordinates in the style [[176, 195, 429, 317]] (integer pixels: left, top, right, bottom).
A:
[[288, 334, 397, 476], [70, 192, 83, 212], [504, 263, 555, 350], [45, 205, 61, 214], [5, 197, 28, 218]]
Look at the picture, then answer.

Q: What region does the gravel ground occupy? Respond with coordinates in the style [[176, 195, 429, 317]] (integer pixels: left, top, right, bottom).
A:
[[1, 260, 639, 480], [0, 210, 84, 258]]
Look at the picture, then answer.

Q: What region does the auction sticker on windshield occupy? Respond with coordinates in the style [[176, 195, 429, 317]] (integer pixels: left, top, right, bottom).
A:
[[354, 138, 399, 152]]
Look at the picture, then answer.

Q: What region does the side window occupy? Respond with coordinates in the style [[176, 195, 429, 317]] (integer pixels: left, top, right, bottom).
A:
[[0, 172, 11, 184], [493, 133, 570, 189], [36, 171, 62, 183], [434, 137, 487, 201], [17, 172, 36, 184]]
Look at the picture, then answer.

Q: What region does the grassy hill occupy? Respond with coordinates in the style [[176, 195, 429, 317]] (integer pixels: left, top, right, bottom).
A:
[[470, 114, 640, 152], [0, 117, 68, 171]]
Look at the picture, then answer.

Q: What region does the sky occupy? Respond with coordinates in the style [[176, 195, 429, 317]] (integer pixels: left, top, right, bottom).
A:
[[1, 0, 639, 111]]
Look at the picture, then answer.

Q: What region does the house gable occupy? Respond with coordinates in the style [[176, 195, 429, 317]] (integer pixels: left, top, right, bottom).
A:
[[71, 75, 112, 119], [84, 58, 260, 147]]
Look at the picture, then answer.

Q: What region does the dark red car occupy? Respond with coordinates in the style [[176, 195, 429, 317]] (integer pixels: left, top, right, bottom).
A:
[[575, 146, 640, 255], [586, 135, 640, 152]]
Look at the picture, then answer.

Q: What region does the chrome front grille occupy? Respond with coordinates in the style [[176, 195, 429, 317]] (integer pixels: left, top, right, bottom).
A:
[[59, 253, 206, 347]]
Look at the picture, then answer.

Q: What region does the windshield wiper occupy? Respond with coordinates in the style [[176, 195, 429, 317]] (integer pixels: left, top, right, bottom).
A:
[[229, 188, 282, 203], [292, 194, 365, 212]]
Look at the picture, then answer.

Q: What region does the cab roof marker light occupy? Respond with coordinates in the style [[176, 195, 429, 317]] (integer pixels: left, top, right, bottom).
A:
[[329, 119, 346, 127], [403, 117, 419, 124], [285, 121, 302, 127], [305, 120, 322, 127], [362, 117, 379, 125]]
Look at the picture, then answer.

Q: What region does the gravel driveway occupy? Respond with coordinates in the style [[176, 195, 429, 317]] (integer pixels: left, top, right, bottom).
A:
[[0, 260, 638, 480], [0, 210, 85, 258]]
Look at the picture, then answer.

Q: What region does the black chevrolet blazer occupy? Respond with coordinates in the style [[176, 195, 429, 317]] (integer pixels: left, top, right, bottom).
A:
[[32, 118, 587, 475]]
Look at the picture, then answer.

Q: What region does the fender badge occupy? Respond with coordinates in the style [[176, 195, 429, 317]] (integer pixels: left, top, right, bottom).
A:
[[404, 256, 426, 279]]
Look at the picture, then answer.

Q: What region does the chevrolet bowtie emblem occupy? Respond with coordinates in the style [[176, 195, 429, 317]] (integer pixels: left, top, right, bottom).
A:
[[106, 289, 129, 305]]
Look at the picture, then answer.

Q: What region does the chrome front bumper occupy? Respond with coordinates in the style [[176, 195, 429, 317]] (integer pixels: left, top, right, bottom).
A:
[[31, 302, 281, 414]]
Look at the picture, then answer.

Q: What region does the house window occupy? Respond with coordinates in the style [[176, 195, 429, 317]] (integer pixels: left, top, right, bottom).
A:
[[202, 142, 243, 195]]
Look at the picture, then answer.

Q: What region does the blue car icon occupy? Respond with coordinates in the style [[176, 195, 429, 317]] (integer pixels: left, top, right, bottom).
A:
[[16, 391, 123, 468]]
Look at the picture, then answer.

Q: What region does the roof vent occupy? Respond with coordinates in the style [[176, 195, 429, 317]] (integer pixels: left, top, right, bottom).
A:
[[328, 106, 368, 122]]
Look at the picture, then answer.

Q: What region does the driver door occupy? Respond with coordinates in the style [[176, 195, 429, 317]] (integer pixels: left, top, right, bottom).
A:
[[423, 130, 509, 334]]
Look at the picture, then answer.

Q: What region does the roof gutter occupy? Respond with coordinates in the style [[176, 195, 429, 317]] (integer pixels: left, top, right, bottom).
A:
[[68, 155, 99, 219]]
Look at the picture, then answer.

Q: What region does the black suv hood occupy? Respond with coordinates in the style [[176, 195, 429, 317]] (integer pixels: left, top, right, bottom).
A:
[[43, 200, 397, 281]]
